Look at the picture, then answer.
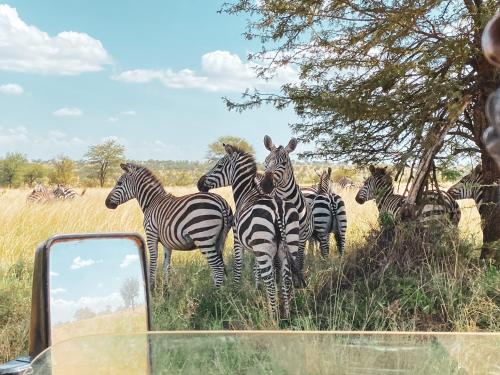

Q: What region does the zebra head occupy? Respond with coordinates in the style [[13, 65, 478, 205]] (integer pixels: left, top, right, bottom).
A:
[[260, 135, 297, 194], [53, 184, 65, 198], [105, 163, 141, 209], [447, 165, 482, 200], [355, 165, 392, 204], [34, 183, 45, 193], [198, 143, 243, 192], [317, 167, 332, 194]]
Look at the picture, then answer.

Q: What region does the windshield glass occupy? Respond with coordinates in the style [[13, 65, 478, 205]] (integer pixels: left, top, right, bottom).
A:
[[30, 331, 500, 375]]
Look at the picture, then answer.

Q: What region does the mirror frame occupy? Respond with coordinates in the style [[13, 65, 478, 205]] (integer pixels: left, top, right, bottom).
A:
[[28, 233, 152, 358]]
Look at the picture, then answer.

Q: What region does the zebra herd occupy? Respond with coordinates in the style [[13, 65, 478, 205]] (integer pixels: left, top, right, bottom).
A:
[[27, 183, 85, 203], [102, 136, 491, 318]]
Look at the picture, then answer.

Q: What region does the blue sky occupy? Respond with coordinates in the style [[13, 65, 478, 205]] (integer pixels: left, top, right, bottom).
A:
[[0, 1, 300, 161]]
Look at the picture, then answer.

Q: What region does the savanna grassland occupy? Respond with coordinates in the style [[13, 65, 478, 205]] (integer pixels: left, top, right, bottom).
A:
[[0, 185, 498, 363]]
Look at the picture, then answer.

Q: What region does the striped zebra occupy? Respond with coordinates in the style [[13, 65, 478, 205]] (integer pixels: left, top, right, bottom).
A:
[[105, 163, 233, 289], [53, 184, 86, 200], [260, 136, 314, 274], [26, 184, 57, 203], [197, 144, 301, 317], [355, 166, 460, 227], [448, 165, 499, 216], [336, 176, 358, 189], [301, 167, 347, 256]]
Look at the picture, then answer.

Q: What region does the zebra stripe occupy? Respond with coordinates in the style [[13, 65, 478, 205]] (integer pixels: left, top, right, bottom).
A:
[[105, 163, 233, 289], [198, 144, 301, 318], [302, 168, 348, 256], [336, 176, 358, 189], [260, 136, 314, 273], [356, 166, 460, 226], [53, 184, 86, 200], [27, 184, 57, 203]]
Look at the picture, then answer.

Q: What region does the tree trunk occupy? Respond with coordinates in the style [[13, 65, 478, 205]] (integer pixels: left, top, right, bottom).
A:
[[480, 151, 500, 264]]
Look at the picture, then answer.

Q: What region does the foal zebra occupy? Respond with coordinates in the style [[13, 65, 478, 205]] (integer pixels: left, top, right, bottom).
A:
[[105, 163, 233, 289], [356, 166, 460, 226], [197, 144, 301, 317], [302, 168, 348, 256], [260, 136, 314, 273], [53, 184, 86, 200]]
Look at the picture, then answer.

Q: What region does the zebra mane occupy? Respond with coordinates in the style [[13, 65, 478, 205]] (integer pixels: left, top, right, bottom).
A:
[[228, 145, 257, 178], [125, 163, 165, 188]]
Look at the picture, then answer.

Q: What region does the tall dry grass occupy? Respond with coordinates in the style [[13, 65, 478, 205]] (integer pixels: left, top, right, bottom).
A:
[[0, 185, 493, 363]]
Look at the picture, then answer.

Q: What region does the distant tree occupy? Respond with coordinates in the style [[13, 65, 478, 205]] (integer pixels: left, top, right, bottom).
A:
[[120, 277, 139, 311], [206, 136, 254, 162], [0, 152, 27, 188], [23, 163, 47, 187], [49, 156, 76, 185], [84, 140, 126, 187]]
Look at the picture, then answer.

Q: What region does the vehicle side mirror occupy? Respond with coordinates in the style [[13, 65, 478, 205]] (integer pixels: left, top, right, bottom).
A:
[[28, 233, 152, 359]]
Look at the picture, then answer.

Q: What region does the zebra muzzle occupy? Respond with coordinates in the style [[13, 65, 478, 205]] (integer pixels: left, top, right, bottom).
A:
[[260, 172, 275, 194], [197, 176, 210, 192], [105, 198, 118, 209]]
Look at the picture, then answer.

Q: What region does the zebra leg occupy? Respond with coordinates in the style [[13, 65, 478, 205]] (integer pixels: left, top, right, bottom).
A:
[[278, 244, 291, 319], [253, 258, 261, 289], [200, 246, 225, 287], [254, 248, 278, 318], [318, 232, 330, 258], [145, 232, 159, 289], [233, 234, 244, 284], [163, 246, 172, 287], [334, 227, 346, 256]]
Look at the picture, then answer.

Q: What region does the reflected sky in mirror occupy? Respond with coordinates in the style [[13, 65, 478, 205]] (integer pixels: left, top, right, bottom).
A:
[[49, 237, 148, 344]]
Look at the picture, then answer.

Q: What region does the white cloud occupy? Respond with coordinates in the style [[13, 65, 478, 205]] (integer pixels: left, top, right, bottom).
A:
[[0, 4, 112, 75], [53, 107, 82, 117], [113, 50, 298, 92], [70, 256, 102, 270], [0, 83, 23, 95], [51, 288, 66, 295], [50, 271, 60, 277], [120, 254, 139, 268], [121, 110, 136, 116], [107, 116, 118, 123]]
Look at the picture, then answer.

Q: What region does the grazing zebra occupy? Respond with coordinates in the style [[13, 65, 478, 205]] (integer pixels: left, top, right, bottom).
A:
[[26, 184, 57, 203], [355, 166, 460, 226], [260, 136, 314, 274], [53, 184, 86, 200], [105, 163, 233, 289], [301, 168, 348, 256], [336, 176, 358, 189], [197, 144, 301, 317]]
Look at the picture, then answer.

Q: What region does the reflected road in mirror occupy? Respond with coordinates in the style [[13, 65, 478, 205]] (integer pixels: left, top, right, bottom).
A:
[[49, 237, 148, 345]]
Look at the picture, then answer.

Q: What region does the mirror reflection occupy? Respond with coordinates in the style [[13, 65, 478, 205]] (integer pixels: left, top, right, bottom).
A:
[[49, 237, 148, 344]]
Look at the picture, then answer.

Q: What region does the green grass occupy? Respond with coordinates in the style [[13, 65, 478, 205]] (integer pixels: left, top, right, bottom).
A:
[[0, 187, 498, 364]]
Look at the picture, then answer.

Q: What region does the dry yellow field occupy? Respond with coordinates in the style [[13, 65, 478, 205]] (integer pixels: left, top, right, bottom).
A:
[[0, 185, 483, 266]]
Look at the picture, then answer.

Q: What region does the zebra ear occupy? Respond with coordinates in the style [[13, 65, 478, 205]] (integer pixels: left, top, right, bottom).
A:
[[327, 167, 332, 177], [474, 164, 482, 173], [223, 143, 236, 155], [264, 135, 275, 151], [286, 138, 298, 153], [120, 163, 130, 172], [369, 165, 375, 174], [315, 169, 322, 177]]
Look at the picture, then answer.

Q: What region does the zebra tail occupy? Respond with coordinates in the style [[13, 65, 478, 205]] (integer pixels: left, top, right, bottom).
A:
[[80, 188, 87, 196], [329, 197, 344, 256], [215, 204, 233, 275]]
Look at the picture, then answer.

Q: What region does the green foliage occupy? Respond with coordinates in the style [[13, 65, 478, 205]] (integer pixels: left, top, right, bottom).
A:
[[84, 140, 126, 187], [48, 155, 76, 185], [440, 167, 462, 182], [22, 163, 47, 187], [331, 166, 358, 182], [0, 152, 27, 188], [206, 136, 254, 162]]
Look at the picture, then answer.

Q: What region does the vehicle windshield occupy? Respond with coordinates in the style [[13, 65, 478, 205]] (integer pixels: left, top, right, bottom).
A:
[[30, 331, 499, 375]]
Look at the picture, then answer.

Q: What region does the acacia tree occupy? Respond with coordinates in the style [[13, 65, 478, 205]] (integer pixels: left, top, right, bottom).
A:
[[0, 152, 27, 188], [84, 140, 125, 187], [49, 156, 76, 185], [224, 0, 500, 260], [23, 163, 46, 187], [206, 136, 255, 162]]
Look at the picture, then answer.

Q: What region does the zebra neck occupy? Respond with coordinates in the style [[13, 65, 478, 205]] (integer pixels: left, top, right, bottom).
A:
[[137, 184, 167, 211], [275, 176, 304, 205], [232, 169, 257, 209], [375, 187, 396, 211]]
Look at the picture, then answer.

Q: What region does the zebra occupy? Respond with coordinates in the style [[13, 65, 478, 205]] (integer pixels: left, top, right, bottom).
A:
[[301, 167, 348, 256], [105, 163, 233, 289], [260, 136, 314, 274], [197, 144, 301, 318], [447, 164, 499, 217], [336, 176, 358, 189], [26, 184, 57, 203], [355, 165, 461, 227], [53, 184, 86, 200]]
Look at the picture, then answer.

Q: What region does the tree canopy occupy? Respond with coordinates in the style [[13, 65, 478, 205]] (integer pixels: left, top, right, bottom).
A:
[[206, 136, 255, 161], [84, 139, 126, 187]]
